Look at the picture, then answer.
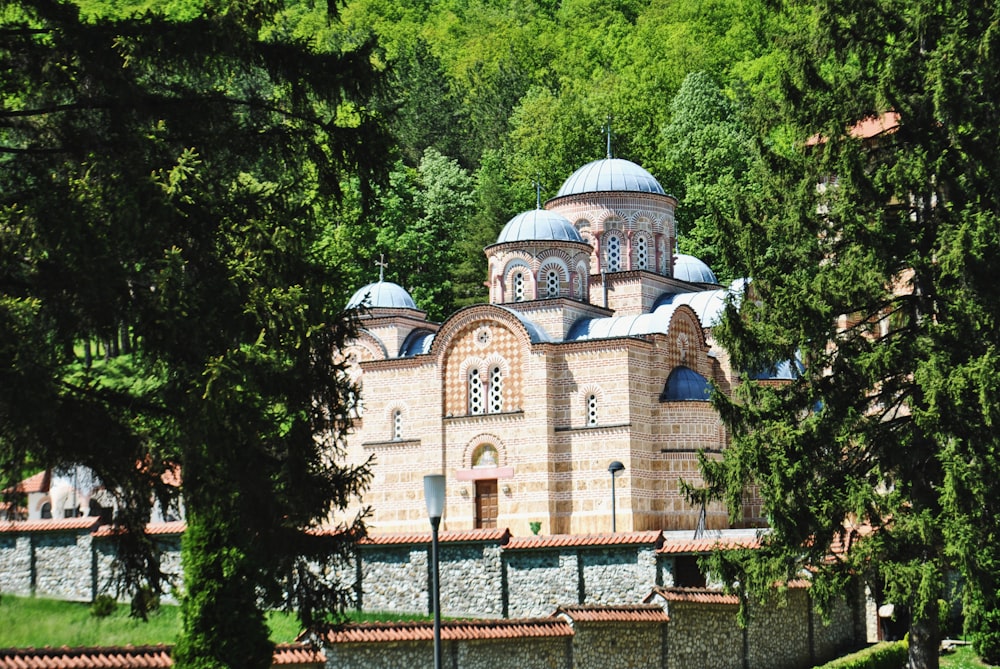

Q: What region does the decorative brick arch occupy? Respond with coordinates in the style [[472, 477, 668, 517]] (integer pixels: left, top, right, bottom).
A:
[[461, 434, 508, 469]]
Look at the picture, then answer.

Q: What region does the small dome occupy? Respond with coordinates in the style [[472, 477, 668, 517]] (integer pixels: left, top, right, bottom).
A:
[[661, 366, 711, 401], [346, 281, 417, 310], [556, 158, 665, 197], [673, 254, 718, 284], [496, 209, 583, 244]]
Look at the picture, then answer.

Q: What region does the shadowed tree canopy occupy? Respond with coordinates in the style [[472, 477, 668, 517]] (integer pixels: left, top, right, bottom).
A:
[[701, 1, 1000, 667], [0, 1, 390, 667]]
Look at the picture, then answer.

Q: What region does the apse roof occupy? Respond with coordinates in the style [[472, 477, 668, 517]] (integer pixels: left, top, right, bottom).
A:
[[346, 281, 417, 310], [566, 303, 682, 341], [662, 366, 711, 401], [496, 209, 583, 244], [399, 329, 436, 357], [673, 254, 718, 284], [556, 158, 665, 197]]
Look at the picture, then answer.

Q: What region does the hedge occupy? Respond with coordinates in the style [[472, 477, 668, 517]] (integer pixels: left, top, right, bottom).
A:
[[813, 641, 908, 669]]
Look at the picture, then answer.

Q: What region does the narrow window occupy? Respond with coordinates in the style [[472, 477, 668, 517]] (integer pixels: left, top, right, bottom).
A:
[[393, 409, 402, 440], [546, 269, 560, 297], [606, 235, 621, 272], [635, 236, 648, 270], [587, 394, 598, 426], [489, 366, 503, 413], [469, 368, 483, 414], [513, 272, 525, 302]]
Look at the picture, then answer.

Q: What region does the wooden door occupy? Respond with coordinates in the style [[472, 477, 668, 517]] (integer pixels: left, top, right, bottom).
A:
[[475, 479, 498, 529]]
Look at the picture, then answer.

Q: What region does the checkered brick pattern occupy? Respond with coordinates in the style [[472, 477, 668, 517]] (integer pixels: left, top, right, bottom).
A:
[[444, 321, 523, 415]]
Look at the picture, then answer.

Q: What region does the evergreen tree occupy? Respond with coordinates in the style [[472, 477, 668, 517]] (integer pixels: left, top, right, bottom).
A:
[[702, 2, 1000, 667], [0, 1, 389, 667]]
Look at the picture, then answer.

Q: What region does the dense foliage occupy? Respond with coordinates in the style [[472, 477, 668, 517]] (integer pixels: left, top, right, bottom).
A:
[[699, 1, 1000, 668], [0, 1, 389, 667]]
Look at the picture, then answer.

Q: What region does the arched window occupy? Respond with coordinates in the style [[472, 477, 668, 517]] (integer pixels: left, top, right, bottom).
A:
[[605, 234, 622, 272], [587, 394, 598, 426], [488, 366, 503, 413], [635, 236, 648, 270], [392, 409, 402, 440], [469, 368, 484, 414], [513, 272, 525, 302], [545, 268, 560, 297]]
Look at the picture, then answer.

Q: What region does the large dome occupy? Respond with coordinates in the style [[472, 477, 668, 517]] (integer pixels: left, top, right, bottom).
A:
[[556, 158, 665, 197], [673, 254, 718, 284], [496, 209, 583, 244], [346, 281, 417, 310]]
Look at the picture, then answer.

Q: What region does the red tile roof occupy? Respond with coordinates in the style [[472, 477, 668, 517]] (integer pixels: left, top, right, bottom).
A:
[[0, 517, 100, 534], [0, 645, 324, 668], [359, 528, 511, 545], [806, 112, 901, 145], [92, 522, 186, 538], [319, 618, 573, 644], [7, 470, 50, 495], [0, 645, 173, 669], [647, 587, 740, 606], [505, 531, 663, 550], [271, 644, 325, 666], [657, 536, 760, 554], [555, 604, 668, 623]]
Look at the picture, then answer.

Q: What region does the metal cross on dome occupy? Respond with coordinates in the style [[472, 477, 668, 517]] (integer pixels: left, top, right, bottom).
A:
[[375, 253, 388, 282], [603, 116, 614, 159]]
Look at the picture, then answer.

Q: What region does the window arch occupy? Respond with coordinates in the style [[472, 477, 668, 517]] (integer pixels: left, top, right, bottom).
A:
[[472, 443, 499, 468], [604, 233, 622, 272], [513, 271, 525, 302], [392, 408, 402, 440], [488, 365, 504, 413], [587, 393, 598, 426], [634, 234, 649, 270], [545, 268, 560, 297], [469, 368, 484, 414]]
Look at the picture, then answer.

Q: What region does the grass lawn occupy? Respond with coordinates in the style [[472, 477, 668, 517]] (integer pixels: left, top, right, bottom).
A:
[[0, 595, 429, 649], [941, 645, 998, 669]]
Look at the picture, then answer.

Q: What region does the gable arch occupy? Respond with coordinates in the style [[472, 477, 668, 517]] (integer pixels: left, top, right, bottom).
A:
[[462, 434, 508, 469]]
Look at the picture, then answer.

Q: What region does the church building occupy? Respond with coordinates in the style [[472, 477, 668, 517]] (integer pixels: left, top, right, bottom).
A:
[[340, 156, 772, 536]]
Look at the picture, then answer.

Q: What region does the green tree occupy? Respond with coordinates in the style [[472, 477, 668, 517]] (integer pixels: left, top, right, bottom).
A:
[[701, 1, 1000, 667], [0, 1, 388, 667], [661, 72, 760, 282]]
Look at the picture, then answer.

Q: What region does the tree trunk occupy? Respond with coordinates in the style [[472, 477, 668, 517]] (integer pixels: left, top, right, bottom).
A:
[[908, 613, 940, 669]]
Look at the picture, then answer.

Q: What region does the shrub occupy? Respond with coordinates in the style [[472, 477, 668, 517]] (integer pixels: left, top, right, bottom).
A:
[[90, 595, 117, 618], [813, 641, 908, 669], [972, 608, 1000, 665]]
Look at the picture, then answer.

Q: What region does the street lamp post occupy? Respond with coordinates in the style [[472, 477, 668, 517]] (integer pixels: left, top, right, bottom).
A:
[[608, 461, 625, 532], [423, 474, 446, 669]]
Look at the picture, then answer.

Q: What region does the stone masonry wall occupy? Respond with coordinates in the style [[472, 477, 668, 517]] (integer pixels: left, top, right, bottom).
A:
[[0, 535, 32, 596], [580, 546, 658, 605], [358, 545, 428, 614], [571, 622, 664, 669], [32, 531, 93, 602], [665, 602, 743, 669], [505, 550, 581, 617], [746, 590, 811, 669]]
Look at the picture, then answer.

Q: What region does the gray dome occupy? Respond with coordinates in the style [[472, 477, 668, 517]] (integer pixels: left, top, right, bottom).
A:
[[347, 281, 417, 310], [556, 158, 665, 197], [673, 254, 718, 284], [496, 209, 583, 244]]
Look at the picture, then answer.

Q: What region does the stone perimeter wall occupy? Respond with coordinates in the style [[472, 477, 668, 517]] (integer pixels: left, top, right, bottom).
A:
[[0, 527, 863, 669]]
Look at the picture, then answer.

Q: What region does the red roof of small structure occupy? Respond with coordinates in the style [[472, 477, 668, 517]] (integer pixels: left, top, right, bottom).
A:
[[0, 645, 173, 669], [0, 645, 324, 669], [555, 604, 668, 623], [359, 528, 511, 545], [646, 587, 740, 606], [8, 470, 51, 495], [806, 112, 901, 145], [657, 535, 760, 554], [0, 517, 100, 534], [505, 531, 663, 550], [318, 618, 573, 644], [92, 522, 186, 538]]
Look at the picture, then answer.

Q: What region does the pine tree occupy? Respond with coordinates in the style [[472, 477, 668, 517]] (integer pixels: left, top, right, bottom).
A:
[[0, 1, 389, 667], [702, 2, 1000, 667]]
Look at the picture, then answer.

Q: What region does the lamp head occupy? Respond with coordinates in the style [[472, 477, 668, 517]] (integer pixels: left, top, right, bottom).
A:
[[424, 474, 446, 520], [608, 460, 625, 476]]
